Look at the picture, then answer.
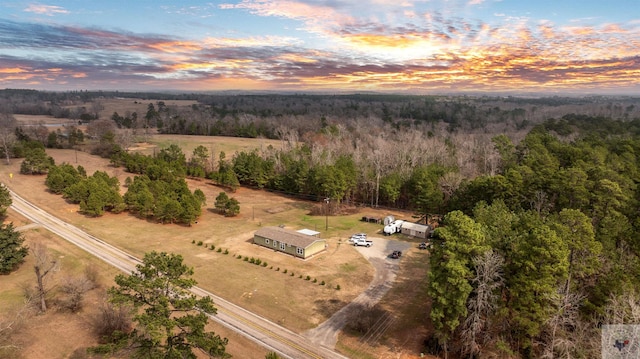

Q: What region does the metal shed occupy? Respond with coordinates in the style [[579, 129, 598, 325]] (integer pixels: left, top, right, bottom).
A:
[[400, 222, 431, 239]]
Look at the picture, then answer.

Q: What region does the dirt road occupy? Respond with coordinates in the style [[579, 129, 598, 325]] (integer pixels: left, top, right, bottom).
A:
[[305, 236, 411, 348]]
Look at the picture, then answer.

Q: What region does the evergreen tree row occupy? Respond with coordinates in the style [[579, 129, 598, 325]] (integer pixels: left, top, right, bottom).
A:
[[45, 156, 205, 224]]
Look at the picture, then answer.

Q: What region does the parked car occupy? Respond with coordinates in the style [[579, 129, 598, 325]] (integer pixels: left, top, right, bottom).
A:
[[418, 242, 428, 250], [390, 250, 402, 259], [352, 237, 373, 247], [349, 233, 367, 243]]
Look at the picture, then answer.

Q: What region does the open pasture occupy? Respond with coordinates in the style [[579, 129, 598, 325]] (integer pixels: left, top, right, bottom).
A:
[[0, 133, 425, 358]]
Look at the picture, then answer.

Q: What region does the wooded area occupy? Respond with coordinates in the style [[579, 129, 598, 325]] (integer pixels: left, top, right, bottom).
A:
[[2, 90, 640, 357]]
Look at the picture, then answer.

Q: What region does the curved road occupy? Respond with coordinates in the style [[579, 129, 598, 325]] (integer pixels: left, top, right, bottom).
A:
[[8, 188, 348, 359]]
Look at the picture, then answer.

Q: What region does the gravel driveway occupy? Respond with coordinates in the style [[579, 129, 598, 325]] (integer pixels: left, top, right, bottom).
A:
[[304, 236, 412, 349]]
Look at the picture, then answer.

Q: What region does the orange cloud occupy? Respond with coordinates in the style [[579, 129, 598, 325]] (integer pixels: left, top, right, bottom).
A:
[[147, 41, 203, 53], [0, 68, 27, 74], [561, 26, 596, 36], [344, 33, 424, 48]]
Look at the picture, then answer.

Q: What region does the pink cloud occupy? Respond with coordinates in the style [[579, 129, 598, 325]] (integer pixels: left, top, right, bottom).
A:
[[24, 4, 69, 16]]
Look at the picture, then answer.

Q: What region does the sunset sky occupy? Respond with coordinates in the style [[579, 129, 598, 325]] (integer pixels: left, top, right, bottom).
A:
[[1, 1, 639, 94]]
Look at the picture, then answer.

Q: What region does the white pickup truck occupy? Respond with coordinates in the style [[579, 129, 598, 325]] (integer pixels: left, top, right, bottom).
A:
[[352, 237, 373, 247]]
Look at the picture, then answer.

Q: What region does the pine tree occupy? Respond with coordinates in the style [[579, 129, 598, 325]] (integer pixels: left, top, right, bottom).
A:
[[108, 252, 229, 358], [0, 223, 28, 274], [0, 183, 11, 217]]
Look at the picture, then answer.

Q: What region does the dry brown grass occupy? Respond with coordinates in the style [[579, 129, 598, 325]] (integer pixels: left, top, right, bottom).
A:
[[0, 137, 406, 357], [0, 212, 120, 359], [97, 98, 198, 120], [0, 220, 269, 359], [1, 148, 375, 331], [3, 102, 431, 357], [133, 134, 283, 159]]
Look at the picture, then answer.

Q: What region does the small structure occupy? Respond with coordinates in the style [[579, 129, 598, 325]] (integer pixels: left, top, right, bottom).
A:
[[400, 222, 431, 239], [296, 228, 320, 237], [361, 216, 382, 224], [253, 226, 327, 259]]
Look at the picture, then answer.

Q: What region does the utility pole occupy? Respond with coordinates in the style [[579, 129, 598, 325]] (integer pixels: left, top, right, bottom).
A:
[[324, 197, 330, 231]]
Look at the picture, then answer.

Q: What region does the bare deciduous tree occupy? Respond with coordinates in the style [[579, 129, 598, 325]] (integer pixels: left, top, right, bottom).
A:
[[116, 129, 135, 151], [541, 287, 585, 359], [460, 250, 504, 357], [439, 172, 463, 203], [32, 242, 59, 312], [369, 138, 393, 208], [603, 289, 640, 325], [86, 118, 116, 140], [91, 100, 104, 120], [597, 289, 640, 359], [21, 121, 49, 145], [0, 111, 17, 165], [94, 301, 132, 340], [0, 301, 33, 355], [58, 274, 94, 312], [531, 190, 550, 216]]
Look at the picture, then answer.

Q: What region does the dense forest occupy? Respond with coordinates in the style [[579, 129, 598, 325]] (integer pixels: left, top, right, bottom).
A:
[[2, 88, 640, 135], [3, 90, 640, 357]]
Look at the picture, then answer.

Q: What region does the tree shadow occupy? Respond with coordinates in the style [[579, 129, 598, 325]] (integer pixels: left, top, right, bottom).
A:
[[314, 298, 348, 318]]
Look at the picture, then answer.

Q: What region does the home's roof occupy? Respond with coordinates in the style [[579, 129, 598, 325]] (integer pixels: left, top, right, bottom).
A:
[[401, 222, 430, 231], [255, 226, 325, 248]]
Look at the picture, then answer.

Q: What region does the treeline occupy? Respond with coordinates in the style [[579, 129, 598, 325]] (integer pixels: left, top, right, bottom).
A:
[[151, 94, 640, 136], [43, 148, 206, 224], [424, 121, 640, 357], [105, 135, 450, 216], [115, 113, 640, 357], [3, 89, 640, 136], [0, 89, 99, 120], [99, 114, 640, 357]]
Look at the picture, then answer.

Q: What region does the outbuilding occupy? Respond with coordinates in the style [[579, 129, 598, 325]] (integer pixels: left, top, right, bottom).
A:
[[400, 222, 431, 239], [253, 226, 327, 259]]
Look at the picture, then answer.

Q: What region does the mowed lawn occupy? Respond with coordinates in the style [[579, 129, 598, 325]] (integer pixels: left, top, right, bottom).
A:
[[0, 140, 396, 334]]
